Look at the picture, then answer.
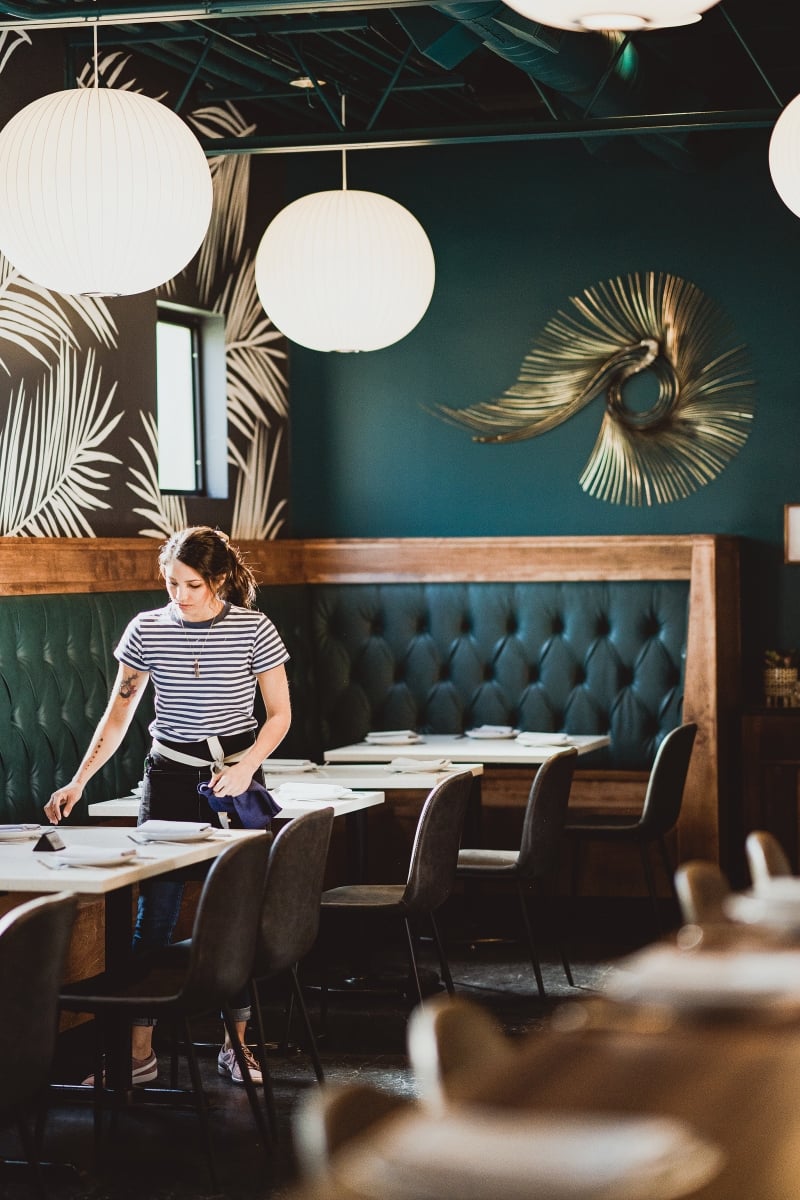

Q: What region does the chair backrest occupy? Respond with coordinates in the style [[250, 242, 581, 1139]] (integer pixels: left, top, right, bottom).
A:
[[638, 722, 698, 837], [0, 893, 77, 1121], [746, 830, 792, 889], [181, 834, 270, 1010], [674, 859, 731, 925], [253, 806, 335, 979], [407, 995, 513, 1111], [517, 747, 578, 880], [402, 772, 473, 913]]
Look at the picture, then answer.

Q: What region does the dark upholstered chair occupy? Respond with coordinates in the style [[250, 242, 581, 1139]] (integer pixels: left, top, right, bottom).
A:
[[746, 830, 792, 889], [59, 836, 270, 1193], [406, 995, 514, 1111], [456, 747, 578, 998], [565, 722, 698, 930], [0, 894, 77, 1196], [320, 772, 473, 1008], [674, 860, 732, 926], [248, 807, 334, 1125]]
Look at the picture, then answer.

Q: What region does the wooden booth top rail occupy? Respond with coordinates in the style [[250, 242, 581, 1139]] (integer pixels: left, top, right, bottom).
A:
[[0, 533, 736, 595]]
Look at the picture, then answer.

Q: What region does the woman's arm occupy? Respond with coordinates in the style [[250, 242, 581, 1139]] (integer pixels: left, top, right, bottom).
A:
[[44, 663, 150, 823], [209, 663, 291, 798]]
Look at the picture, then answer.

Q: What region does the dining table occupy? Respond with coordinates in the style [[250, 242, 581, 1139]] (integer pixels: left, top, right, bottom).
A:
[[323, 731, 610, 765]]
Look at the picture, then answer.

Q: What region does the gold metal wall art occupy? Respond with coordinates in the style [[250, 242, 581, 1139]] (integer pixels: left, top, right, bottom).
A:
[[435, 272, 755, 506]]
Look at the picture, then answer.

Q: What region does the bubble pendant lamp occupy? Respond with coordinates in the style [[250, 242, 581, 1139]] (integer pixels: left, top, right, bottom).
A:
[[500, 0, 721, 30], [0, 65, 212, 296], [254, 103, 435, 352], [769, 94, 800, 220]]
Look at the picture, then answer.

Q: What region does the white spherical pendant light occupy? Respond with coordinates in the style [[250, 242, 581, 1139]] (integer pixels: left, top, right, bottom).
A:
[[769, 94, 800, 219], [0, 86, 213, 296], [500, 0, 721, 30], [254, 189, 435, 352]]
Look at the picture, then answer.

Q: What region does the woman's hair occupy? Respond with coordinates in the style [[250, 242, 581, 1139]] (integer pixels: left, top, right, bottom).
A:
[[158, 526, 258, 608]]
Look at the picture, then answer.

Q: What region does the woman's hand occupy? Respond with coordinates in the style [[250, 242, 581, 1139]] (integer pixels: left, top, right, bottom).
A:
[[45, 783, 83, 825], [209, 761, 257, 798]]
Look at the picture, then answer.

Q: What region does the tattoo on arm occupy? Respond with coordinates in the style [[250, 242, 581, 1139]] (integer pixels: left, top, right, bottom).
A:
[[119, 671, 139, 700], [84, 738, 103, 768]]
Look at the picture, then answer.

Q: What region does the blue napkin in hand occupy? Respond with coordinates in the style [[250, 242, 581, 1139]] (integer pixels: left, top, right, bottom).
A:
[[197, 780, 281, 830]]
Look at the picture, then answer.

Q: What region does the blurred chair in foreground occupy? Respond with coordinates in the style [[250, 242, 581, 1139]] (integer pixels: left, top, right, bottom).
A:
[[0, 894, 77, 1198], [455, 747, 577, 998], [406, 994, 514, 1111], [294, 1082, 412, 1180], [745, 830, 792, 889], [674, 860, 732, 926]]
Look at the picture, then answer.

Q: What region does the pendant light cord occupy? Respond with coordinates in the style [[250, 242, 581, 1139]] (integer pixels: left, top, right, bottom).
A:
[[341, 93, 347, 191]]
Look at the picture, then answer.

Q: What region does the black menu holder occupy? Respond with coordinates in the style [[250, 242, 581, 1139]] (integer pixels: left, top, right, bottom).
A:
[[34, 829, 66, 852]]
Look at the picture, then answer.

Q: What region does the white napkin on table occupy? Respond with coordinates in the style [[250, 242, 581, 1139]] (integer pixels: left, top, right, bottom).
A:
[[262, 759, 318, 773], [464, 725, 517, 738], [271, 782, 354, 801], [388, 758, 455, 773], [365, 730, 423, 744], [516, 731, 571, 746]]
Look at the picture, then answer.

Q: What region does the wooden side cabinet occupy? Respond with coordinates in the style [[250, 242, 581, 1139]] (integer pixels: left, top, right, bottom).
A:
[[742, 711, 800, 872]]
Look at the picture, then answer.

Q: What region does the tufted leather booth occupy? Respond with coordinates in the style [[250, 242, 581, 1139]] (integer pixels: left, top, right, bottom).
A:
[[0, 579, 688, 823]]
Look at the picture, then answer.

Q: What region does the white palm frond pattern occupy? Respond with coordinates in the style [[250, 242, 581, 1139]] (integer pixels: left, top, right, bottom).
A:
[[127, 410, 188, 538], [189, 104, 255, 303], [230, 421, 287, 540], [0, 343, 121, 536], [0, 30, 31, 74], [218, 253, 288, 438]]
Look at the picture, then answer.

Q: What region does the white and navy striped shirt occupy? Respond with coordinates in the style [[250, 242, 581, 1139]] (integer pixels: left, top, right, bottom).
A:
[[115, 602, 289, 743]]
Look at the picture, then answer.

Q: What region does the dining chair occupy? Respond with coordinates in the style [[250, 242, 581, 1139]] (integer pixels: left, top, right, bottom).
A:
[[745, 830, 792, 889], [406, 994, 514, 1111], [58, 835, 271, 1194], [674, 859, 732, 926], [247, 806, 334, 1128], [293, 1082, 412, 1180], [320, 771, 474, 1010], [0, 893, 78, 1198], [455, 747, 578, 998], [565, 722, 698, 931]]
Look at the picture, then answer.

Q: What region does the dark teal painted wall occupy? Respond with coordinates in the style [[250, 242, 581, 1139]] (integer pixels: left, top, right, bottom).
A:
[[284, 133, 800, 690]]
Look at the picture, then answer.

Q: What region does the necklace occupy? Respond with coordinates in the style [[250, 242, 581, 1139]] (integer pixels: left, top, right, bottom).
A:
[[176, 603, 221, 678]]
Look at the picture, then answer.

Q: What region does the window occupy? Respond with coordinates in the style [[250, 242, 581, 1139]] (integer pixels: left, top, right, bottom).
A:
[[156, 303, 227, 498]]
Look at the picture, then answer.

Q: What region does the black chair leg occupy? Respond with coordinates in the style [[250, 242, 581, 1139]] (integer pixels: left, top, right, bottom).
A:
[[656, 836, 678, 900], [516, 885, 546, 999], [182, 1017, 220, 1194], [248, 979, 279, 1135], [402, 918, 424, 1007], [428, 912, 455, 996], [15, 1115, 46, 1200], [290, 965, 325, 1082], [221, 1007, 272, 1152]]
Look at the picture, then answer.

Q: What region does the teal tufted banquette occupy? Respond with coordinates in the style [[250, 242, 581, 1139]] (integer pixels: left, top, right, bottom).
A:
[[0, 578, 688, 824]]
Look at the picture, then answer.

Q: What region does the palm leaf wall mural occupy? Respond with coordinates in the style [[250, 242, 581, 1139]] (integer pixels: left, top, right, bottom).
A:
[[230, 421, 287, 540], [188, 104, 255, 305], [0, 342, 121, 536], [127, 410, 188, 537]]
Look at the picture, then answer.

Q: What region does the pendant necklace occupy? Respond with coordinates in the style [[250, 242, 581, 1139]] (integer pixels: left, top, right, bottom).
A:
[[177, 603, 221, 678]]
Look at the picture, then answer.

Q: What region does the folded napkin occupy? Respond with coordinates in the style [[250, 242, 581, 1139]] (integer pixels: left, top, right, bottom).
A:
[[388, 758, 456, 773], [137, 819, 211, 837], [464, 725, 517, 738], [337, 1109, 724, 1200], [605, 943, 800, 1009], [262, 759, 317, 773], [365, 730, 423, 744], [0, 823, 40, 832], [516, 731, 571, 746], [43, 846, 139, 869], [271, 782, 354, 801]]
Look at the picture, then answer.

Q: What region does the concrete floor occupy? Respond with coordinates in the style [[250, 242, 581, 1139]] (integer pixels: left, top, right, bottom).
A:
[[0, 899, 662, 1200]]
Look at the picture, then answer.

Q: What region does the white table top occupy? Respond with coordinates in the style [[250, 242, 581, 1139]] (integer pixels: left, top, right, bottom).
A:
[[0, 825, 264, 895], [88, 788, 385, 824], [324, 732, 610, 765], [263, 762, 483, 791]]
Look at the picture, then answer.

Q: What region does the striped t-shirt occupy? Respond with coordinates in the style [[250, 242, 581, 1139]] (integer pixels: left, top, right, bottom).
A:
[[115, 602, 289, 743]]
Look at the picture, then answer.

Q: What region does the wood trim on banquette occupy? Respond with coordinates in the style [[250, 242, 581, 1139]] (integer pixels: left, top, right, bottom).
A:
[[0, 534, 740, 866]]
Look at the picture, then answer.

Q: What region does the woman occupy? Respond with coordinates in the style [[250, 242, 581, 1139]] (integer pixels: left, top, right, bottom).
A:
[[45, 526, 291, 1087]]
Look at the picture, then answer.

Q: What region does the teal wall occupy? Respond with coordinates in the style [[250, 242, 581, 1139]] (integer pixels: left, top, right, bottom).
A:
[[285, 133, 800, 692]]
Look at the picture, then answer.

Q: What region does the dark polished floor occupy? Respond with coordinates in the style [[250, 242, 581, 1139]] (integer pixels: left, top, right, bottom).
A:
[[0, 899, 663, 1200]]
